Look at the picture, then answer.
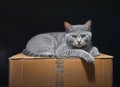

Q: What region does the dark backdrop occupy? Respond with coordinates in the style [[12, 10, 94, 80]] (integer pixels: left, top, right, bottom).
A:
[[0, 0, 120, 87]]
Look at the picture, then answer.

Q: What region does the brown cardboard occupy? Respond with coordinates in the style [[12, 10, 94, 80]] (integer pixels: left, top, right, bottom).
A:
[[9, 53, 113, 87]]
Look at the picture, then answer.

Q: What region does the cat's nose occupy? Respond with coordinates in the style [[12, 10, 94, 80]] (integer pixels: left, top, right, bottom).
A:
[[78, 41, 81, 45]]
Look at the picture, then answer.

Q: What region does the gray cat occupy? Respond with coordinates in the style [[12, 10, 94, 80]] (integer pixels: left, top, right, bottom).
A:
[[23, 20, 100, 63]]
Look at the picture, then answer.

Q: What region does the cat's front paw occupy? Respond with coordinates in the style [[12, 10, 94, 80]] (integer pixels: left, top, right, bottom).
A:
[[90, 47, 100, 57], [80, 50, 94, 63], [86, 54, 94, 63]]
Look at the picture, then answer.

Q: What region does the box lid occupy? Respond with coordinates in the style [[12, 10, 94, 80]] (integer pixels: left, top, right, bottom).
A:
[[9, 53, 113, 60]]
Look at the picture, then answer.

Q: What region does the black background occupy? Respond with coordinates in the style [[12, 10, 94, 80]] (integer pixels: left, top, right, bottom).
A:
[[0, 0, 120, 87]]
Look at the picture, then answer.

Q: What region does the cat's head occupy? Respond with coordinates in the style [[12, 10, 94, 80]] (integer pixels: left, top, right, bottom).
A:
[[64, 20, 92, 47]]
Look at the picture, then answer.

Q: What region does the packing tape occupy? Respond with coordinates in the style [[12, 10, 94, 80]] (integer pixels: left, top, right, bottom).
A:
[[56, 59, 64, 87]]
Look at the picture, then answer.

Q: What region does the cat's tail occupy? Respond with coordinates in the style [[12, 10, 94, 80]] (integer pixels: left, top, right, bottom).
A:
[[23, 49, 55, 57], [23, 49, 40, 57], [23, 49, 37, 56]]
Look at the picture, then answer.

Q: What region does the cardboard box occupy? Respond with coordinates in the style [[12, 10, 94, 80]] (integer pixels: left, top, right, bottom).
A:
[[9, 53, 113, 87]]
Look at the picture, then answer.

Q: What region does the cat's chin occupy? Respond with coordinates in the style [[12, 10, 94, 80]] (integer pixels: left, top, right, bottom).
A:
[[74, 45, 83, 48]]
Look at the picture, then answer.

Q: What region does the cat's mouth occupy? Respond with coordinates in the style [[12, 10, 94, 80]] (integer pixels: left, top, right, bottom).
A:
[[76, 45, 82, 47]]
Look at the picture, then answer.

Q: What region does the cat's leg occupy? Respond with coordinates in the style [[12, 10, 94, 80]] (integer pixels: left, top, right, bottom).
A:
[[90, 46, 100, 57], [58, 49, 94, 63]]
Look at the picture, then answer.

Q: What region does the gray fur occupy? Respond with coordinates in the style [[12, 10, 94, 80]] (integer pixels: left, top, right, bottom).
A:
[[23, 21, 100, 63]]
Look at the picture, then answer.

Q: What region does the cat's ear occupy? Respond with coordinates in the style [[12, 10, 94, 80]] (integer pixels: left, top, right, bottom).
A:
[[64, 22, 71, 32], [85, 20, 92, 28]]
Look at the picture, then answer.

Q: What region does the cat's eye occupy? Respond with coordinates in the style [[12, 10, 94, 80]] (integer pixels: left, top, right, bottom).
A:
[[81, 34, 86, 38], [72, 35, 77, 38]]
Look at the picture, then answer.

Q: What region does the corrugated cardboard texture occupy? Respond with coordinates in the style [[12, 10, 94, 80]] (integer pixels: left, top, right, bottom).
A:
[[9, 53, 113, 87]]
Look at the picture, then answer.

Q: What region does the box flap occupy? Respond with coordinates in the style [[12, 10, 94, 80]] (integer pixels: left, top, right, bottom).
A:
[[9, 53, 113, 60]]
